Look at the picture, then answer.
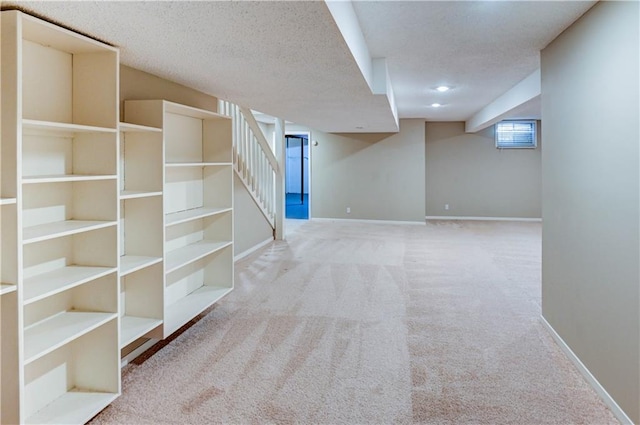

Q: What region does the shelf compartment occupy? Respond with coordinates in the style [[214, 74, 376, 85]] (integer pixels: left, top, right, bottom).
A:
[[164, 166, 232, 215], [120, 196, 163, 260], [120, 262, 164, 345], [120, 190, 162, 200], [23, 220, 116, 244], [24, 311, 117, 365], [23, 266, 116, 305], [165, 207, 232, 227], [164, 285, 232, 337], [1, 284, 17, 295], [23, 174, 116, 184], [120, 126, 163, 195], [165, 240, 232, 274], [23, 130, 117, 181], [120, 316, 162, 348], [23, 119, 116, 134], [120, 255, 162, 277], [23, 319, 119, 424]]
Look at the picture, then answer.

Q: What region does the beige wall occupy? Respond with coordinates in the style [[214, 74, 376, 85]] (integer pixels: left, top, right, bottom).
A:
[[233, 173, 274, 255], [288, 119, 425, 222], [541, 1, 639, 422], [425, 122, 541, 219], [120, 65, 273, 256]]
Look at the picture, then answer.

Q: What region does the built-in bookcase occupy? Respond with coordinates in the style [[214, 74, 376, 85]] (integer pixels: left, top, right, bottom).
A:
[[1, 10, 120, 424], [124, 100, 234, 337], [118, 122, 164, 348]]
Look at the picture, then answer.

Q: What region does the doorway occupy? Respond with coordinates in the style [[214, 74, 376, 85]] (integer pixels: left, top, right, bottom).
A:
[[285, 134, 310, 219]]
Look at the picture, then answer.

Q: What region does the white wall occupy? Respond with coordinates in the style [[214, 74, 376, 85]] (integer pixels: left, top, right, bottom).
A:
[[541, 1, 639, 422], [425, 122, 541, 219]]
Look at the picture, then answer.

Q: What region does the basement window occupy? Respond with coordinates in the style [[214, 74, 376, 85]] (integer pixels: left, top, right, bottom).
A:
[[495, 120, 537, 149]]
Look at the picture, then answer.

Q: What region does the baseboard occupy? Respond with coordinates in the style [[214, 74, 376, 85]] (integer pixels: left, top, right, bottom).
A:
[[540, 316, 632, 424], [426, 215, 542, 222], [234, 237, 274, 262], [312, 217, 425, 225]]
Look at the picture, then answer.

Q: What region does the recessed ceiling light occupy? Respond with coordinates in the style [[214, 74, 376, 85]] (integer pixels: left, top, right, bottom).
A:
[[436, 86, 450, 92], [431, 103, 442, 107]]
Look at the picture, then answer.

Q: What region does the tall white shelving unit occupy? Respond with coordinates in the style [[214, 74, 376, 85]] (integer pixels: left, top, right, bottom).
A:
[[1, 11, 235, 424], [124, 100, 234, 337], [1, 11, 120, 424], [118, 122, 164, 349]]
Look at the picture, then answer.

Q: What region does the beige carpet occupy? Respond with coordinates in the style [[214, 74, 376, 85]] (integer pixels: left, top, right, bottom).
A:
[[92, 220, 618, 424]]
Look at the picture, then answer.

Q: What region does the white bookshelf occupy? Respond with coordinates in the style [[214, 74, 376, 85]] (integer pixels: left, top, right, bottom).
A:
[[118, 121, 164, 348], [125, 99, 234, 338], [1, 10, 120, 424]]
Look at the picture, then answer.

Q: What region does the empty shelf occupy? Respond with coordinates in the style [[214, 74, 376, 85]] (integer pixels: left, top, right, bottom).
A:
[[24, 311, 117, 364], [23, 119, 116, 134], [23, 266, 116, 305], [25, 390, 118, 425], [165, 162, 231, 167], [120, 190, 162, 200], [165, 207, 232, 226], [23, 220, 116, 244], [120, 316, 162, 347], [120, 255, 162, 276], [164, 285, 232, 336], [0, 198, 17, 205], [23, 174, 116, 184], [0, 284, 17, 295], [119, 122, 162, 133], [165, 240, 232, 274]]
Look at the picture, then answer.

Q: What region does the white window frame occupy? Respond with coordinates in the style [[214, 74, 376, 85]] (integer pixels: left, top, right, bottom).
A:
[[495, 120, 537, 149]]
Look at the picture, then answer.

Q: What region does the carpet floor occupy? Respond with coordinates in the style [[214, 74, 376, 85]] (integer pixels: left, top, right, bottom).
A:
[[92, 220, 618, 424]]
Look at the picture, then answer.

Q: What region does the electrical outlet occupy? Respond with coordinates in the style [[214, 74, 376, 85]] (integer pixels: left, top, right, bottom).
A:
[[444, 204, 449, 210], [346, 207, 351, 214]]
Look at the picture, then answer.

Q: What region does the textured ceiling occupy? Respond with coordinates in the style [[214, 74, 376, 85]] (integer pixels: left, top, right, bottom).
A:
[[4, 1, 596, 132]]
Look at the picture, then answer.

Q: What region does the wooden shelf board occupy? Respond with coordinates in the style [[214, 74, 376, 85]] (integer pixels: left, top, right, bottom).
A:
[[25, 390, 118, 425], [23, 174, 116, 184], [120, 255, 162, 276], [120, 316, 163, 348], [24, 311, 117, 365], [165, 285, 232, 336], [23, 220, 116, 244], [163, 101, 230, 120], [119, 122, 162, 133], [0, 198, 17, 206], [120, 190, 163, 200], [23, 266, 116, 305], [165, 162, 232, 167], [165, 240, 232, 274], [165, 207, 232, 227], [23, 119, 116, 134], [0, 284, 17, 295]]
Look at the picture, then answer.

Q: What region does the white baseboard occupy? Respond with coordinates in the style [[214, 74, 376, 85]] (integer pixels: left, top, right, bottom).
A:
[[426, 215, 542, 222], [234, 237, 274, 262], [540, 316, 632, 424], [312, 217, 425, 225]]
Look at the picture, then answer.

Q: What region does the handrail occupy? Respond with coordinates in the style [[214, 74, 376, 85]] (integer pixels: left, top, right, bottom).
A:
[[218, 100, 278, 229]]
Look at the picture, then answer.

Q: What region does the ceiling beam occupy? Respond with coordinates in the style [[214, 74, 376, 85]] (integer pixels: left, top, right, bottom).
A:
[[465, 69, 541, 133]]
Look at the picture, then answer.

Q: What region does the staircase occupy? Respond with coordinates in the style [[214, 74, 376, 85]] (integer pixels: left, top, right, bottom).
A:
[[218, 100, 279, 230]]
